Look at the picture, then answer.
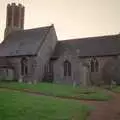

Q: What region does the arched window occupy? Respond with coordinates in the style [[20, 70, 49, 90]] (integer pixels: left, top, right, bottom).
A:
[[90, 59, 94, 72], [43, 61, 54, 82], [94, 59, 99, 72], [45, 61, 53, 74], [90, 58, 99, 72], [64, 60, 71, 76], [21, 57, 28, 76]]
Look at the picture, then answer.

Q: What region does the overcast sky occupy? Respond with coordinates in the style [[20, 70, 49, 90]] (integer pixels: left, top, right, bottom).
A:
[[0, 0, 120, 42]]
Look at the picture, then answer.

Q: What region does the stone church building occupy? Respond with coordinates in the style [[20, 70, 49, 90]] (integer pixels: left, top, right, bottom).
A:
[[0, 3, 120, 85]]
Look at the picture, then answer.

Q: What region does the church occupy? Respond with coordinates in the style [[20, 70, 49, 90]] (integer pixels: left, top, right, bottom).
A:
[[0, 3, 120, 86]]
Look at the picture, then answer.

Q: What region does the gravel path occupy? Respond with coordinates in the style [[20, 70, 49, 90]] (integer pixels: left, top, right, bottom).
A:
[[87, 92, 120, 120]]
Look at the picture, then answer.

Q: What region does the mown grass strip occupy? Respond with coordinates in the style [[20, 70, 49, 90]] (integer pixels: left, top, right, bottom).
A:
[[0, 89, 93, 120], [0, 82, 112, 101]]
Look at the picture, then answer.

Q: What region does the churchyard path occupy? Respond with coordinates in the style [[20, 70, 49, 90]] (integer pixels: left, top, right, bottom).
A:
[[86, 92, 120, 120]]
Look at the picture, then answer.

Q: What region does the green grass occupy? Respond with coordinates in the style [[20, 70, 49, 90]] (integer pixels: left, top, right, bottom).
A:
[[0, 82, 112, 101], [0, 89, 92, 120], [111, 86, 120, 93]]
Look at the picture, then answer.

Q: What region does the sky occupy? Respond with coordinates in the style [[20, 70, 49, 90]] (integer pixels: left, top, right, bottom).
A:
[[0, 0, 120, 42]]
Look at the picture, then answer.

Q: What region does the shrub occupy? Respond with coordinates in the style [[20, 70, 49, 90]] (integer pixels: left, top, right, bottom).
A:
[[102, 58, 120, 85]]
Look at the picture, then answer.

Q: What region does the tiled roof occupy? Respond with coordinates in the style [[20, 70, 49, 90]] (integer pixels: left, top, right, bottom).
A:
[[52, 34, 120, 57], [0, 25, 52, 57]]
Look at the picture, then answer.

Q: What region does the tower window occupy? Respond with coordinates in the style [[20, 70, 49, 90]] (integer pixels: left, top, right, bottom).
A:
[[64, 60, 71, 76]]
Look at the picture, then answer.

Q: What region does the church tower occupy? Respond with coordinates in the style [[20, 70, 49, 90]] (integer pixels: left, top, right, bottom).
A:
[[4, 3, 25, 38]]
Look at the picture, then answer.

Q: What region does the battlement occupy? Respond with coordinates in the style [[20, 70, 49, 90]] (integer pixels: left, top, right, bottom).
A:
[[7, 3, 24, 7], [4, 3, 25, 38]]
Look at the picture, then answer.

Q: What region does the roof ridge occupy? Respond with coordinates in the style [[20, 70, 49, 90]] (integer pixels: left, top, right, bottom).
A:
[[23, 25, 53, 31], [59, 34, 118, 42], [3, 25, 53, 42], [0, 25, 54, 57]]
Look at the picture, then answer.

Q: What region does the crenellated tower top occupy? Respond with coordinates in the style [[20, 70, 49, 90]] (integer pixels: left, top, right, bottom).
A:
[[4, 3, 25, 38]]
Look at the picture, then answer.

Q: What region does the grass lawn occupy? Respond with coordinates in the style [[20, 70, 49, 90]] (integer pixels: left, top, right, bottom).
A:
[[0, 82, 112, 101], [0, 89, 92, 120], [111, 86, 120, 93]]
